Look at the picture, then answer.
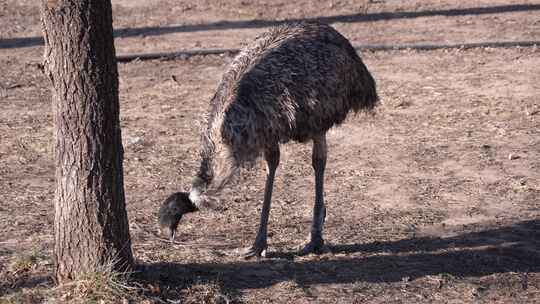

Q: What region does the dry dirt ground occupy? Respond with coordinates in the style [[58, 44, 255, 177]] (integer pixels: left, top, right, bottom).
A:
[[1, 0, 539, 303]]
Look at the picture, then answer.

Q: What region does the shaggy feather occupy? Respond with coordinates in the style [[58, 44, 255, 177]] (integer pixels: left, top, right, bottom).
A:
[[193, 22, 378, 195]]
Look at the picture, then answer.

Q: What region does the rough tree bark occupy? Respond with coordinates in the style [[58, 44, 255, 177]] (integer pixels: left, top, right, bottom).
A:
[[41, 0, 134, 282]]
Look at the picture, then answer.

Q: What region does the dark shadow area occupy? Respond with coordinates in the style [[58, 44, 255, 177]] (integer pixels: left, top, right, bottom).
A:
[[329, 219, 540, 255], [1, 221, 537, 300], [138, 220, 539, 293], [2, 3, 540, 49]]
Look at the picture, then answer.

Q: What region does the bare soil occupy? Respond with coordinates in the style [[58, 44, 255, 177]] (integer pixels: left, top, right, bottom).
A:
[[1, 0, 539, 303]]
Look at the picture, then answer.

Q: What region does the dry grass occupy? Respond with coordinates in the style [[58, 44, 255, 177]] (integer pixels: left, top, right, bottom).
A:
[[56, 265, 136, 303], [180, 280, 234, 304], [8, 252, 41, 275], [1, 256, 136, 304], [0, 255, 240, 304], [0, 252, 50, 304]]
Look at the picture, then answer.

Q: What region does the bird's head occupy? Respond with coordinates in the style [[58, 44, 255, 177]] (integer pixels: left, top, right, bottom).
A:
[[158, 192, 198, 241]]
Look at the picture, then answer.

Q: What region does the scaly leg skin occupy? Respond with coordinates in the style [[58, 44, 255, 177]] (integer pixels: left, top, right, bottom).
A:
[[299, 134, 329, 255], [243, 145, 280, 259]]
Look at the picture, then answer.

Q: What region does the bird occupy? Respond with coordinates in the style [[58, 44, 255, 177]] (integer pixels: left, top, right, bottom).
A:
[[158, 21, 378, 258]]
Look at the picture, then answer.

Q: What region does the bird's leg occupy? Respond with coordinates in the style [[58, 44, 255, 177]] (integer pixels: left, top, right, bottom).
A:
[[299, 134, 328, 255], [243, 144, 280, 259]]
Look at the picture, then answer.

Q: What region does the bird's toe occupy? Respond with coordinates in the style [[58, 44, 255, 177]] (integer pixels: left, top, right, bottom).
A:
[[240, 245, 267, 259], [298, 238, 327, 256]]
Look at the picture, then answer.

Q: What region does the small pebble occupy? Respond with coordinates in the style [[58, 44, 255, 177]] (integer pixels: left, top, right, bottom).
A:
[[508, 153, 520, 160]]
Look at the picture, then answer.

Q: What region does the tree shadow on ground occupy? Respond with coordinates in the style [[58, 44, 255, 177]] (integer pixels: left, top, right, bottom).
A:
[[138, 219, 539, 293], [1, 220, 537, 301], [2, 4, 540, 49]]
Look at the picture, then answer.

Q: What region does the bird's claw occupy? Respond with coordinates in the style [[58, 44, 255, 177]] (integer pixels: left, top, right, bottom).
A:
[[241, 244, 267, 259], [298, 238, 327, 256]]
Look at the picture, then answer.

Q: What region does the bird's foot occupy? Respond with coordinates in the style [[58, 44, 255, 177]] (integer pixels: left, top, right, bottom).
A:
[[240, 242, 267, 259], [298, 237, 327, 256]]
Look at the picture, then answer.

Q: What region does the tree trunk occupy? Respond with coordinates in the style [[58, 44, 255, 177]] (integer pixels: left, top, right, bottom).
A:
[[41, 0, 134, 282]]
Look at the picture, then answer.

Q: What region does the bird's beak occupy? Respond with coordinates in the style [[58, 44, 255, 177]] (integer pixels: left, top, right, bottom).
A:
[[170, 230, 176, 243], [161, 226, 176, 243]]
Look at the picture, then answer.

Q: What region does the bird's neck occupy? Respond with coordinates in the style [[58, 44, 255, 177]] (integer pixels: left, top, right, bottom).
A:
[[188, 186, 203, 208]]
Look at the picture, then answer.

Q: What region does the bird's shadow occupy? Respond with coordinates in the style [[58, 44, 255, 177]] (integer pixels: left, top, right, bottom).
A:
[[2, 220, 536, 300], [137, 219, 539, 293]]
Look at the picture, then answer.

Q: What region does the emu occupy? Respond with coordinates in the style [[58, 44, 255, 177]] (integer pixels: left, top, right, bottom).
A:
[[159, 22, 378, 258]]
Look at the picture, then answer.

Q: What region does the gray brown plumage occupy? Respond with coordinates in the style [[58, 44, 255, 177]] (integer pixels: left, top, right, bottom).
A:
[[159, 22, 378, 256]]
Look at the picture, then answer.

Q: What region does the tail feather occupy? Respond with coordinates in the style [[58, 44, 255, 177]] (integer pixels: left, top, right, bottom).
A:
[[338, 32, 379, 112], [357, 68, 379, 111]]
